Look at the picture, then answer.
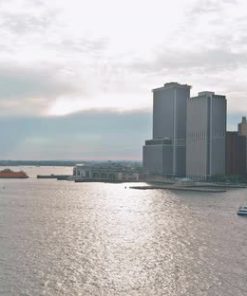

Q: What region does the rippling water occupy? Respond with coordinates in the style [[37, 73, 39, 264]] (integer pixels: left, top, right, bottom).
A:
[[1, 166, 247, 296]]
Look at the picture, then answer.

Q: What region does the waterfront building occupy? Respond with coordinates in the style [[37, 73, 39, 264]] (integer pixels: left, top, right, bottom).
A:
[[186, 91, 226, 180], [226, 131, 246, 176], [143, 82, 191, 177], [73, 164, 140, 182]]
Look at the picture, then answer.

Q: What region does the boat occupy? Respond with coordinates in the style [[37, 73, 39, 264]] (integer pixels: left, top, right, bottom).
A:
[[0, 168, 28, 179], [237, 206, 247, 216]]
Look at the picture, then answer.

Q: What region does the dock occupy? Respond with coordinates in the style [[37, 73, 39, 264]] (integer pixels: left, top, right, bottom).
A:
[[37, 174, 73, 180]]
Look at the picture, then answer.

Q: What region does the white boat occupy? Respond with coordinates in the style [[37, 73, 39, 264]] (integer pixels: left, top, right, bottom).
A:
[[237, 206, 247, 216]]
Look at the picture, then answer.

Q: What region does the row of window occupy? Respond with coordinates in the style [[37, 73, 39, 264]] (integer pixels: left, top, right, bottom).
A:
[[187, 131, 225, 139]]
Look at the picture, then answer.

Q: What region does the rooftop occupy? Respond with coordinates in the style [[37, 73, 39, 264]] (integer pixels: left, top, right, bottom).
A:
[[152, 82, 191, 92], [198, 91, 215, 96]]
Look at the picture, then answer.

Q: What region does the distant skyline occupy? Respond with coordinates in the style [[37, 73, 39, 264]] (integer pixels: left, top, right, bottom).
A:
[[0, 0, 247, 160]]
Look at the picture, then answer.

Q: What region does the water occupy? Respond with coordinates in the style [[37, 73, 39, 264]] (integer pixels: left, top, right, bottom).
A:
[[0, 167, 247, 295]]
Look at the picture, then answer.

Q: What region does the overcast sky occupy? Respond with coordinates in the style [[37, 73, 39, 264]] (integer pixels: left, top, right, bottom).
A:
[[1, 0, 247, 160]]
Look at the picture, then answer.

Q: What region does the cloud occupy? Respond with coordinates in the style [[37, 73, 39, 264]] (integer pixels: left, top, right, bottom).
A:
[[0, 0, 247, 118], [1, 0, 247, 160], [0, 60, 154, 116]]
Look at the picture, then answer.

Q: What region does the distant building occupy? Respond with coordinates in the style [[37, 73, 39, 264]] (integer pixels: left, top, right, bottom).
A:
[[226, 131, 246, 176], [238, 116, 247, 172], [143, 82, 191, 177], [186, 91, 226, 180], [238, 116, 247, 135]]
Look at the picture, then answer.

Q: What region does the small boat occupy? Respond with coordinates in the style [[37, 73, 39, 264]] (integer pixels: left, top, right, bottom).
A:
[[237, 206, 247, 216]]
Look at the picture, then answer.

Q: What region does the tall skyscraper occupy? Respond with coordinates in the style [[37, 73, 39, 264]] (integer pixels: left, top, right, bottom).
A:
[[186, 91, 226, 180], [143, 82, 191, 177]]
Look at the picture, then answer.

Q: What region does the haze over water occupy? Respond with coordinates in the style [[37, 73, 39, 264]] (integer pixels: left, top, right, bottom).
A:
[[0, 167, 247, 296]]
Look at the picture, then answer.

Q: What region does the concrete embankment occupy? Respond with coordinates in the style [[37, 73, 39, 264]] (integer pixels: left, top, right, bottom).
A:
[[130, 185, 226, 193], [179, 182, 247, 189]]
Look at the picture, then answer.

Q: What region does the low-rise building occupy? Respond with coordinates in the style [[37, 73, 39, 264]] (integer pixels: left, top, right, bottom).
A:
[[143, 138, 173, 176], [73, 164, 140, 182]]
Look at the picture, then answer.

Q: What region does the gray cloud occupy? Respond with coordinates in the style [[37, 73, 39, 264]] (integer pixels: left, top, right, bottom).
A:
[[24, 0, 44, 6], [57, 38, 108, 55], [190, 0, 237, 15], [131, 48, 247, 74], [0, 64, 77, 100], [0, 13, 52, 34], [191, 0, 220, 14], [0, 63, 84, 116], [0, 0, 57, 38]]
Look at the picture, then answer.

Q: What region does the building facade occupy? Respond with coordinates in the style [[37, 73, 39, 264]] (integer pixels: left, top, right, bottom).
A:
[[226, 131, 246, 176], [143, 82, 191, 177], [186, 91, 226, 180]]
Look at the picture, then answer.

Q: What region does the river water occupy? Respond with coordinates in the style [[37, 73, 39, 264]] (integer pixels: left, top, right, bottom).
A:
[[0, 166, 247, 296]]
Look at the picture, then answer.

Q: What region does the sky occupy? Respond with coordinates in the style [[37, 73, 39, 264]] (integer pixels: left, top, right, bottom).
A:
[[1, 0, 247, 160]]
